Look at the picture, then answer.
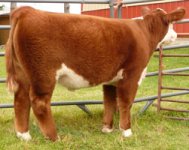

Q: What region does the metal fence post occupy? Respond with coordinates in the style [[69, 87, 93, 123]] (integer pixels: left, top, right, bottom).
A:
[[157, 46, 163, 112], [64, 3, 70, 13], [109, 0, 114, 18], [117, 1, 122, 18], [11, 2, 17, 11]]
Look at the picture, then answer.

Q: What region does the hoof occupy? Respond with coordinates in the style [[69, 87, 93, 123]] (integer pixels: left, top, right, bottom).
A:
[[55, 135, 61, 142], [102, 126, 113, 133], [16, 131, 32, 141], [120, 128, 132, 137]]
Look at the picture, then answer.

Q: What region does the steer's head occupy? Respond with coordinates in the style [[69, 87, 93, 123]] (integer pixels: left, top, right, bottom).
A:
[[142, 7, 185, 49]]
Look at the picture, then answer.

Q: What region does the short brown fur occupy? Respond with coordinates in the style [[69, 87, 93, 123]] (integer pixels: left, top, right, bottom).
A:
[[6, 6, 185, 141]]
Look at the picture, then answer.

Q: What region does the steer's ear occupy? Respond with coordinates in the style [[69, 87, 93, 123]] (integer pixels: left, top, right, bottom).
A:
[[164, 8, 186, 23], [141, 7, 151, 16]]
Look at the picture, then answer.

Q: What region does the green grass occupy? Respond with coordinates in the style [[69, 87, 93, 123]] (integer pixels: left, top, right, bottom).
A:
[[0, 47, 189, 150]]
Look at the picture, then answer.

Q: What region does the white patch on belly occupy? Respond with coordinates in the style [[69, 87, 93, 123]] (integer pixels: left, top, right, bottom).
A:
[[104, 69, 124, 85], [138, 67, 147, 85], [56, 64, 90, 90], [109, 69, 124, 83]]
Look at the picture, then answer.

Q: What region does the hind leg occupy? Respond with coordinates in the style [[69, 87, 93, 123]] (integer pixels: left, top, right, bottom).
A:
[[14, 82, 31, 141], [102, 85, 117, 133], [29, 82, 57, 141]]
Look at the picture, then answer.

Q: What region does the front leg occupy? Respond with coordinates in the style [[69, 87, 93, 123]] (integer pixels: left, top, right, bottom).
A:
[[117, 68, 144, 137]]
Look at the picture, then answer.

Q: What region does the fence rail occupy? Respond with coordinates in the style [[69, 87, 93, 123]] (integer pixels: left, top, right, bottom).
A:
[[1, 90, 189, 109], [0, 0, 162, 4], [0, 67, 189, 83], [0, 0, 109, 4], [122, 0, 165, 5], [176, 19, 189, 24], [1, 19, 189, 31]]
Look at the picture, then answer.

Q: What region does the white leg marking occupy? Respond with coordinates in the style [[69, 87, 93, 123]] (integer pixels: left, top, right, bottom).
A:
[[102, 126, 113, 133], [120, 128, 133, 137], [138, 67, 147, 86], [16, 131, 32, 141]]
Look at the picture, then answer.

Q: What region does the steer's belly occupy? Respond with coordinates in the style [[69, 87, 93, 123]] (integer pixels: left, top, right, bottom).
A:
[[56, 64, 147, 91], [56, 64, 90, 90], [55, 64, 124, 91]]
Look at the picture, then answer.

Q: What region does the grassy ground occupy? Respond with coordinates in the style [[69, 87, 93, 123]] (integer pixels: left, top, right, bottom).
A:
[[0, 47, 189, 150]]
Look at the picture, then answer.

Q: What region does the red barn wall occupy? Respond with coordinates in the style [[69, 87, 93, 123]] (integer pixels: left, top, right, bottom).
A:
[[82, 1, 189, 34]]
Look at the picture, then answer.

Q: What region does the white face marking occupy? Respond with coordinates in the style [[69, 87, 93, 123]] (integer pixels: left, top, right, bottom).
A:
[[157, 24, 177, 48], [138, 67, 147, 85], [16, 131, 32, 141], [56, 64, 90, 91], [120, 128, 133, 137]]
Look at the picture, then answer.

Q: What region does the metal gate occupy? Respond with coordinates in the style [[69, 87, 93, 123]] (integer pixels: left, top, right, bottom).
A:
[[157, 19, 189, 120]]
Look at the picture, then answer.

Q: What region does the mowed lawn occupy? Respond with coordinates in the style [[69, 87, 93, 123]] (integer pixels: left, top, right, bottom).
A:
[[0, 47, 189, 150]]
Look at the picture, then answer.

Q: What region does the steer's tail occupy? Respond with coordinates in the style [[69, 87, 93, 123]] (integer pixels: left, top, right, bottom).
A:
[[5, 8, 24, 93]]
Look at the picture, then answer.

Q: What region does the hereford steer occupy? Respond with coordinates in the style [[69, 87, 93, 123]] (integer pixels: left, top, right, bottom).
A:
[[6, 6, 185, 141]]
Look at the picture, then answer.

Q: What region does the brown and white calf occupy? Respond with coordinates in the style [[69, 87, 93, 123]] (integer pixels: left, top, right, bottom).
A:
[[6, 6, 185, 141]]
